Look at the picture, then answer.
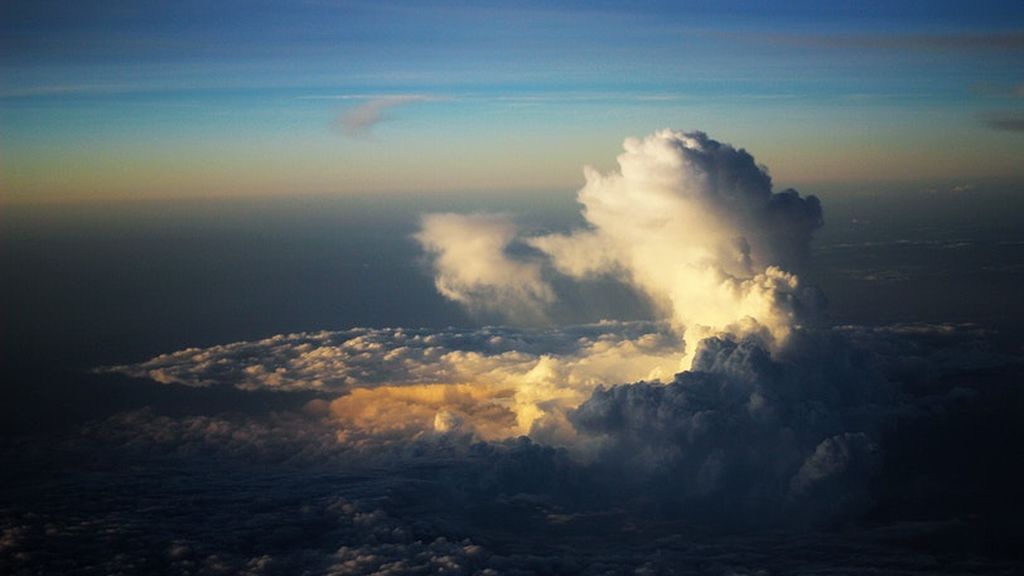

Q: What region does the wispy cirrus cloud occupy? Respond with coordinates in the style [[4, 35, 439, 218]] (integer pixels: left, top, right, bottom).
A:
[[332, 94, 435, 138], [978, 110, 1024, 132], [969, 82, 1024, 98], [750, 31, 1024, 52]]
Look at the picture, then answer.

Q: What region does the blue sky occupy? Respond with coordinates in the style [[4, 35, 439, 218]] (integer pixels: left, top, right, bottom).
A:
[[2, 0, 1023, 200]]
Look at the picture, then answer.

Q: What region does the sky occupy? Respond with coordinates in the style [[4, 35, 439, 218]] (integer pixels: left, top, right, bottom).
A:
[[2, 0, 1024, 202], [3, 2, 1024, 575]]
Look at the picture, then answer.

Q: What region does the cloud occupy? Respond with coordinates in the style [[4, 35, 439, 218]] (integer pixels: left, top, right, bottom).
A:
[[530, 130, 823, 356], [334, 94, 432, 137], [82, 315, 1024, 545], [110, 319, 1001, 523], [110, 130, 846, 492], [969, 82, 1024, 98], [91, 128, 1024, 537], [791, 432, 877, 495], [750, 31, 1024, 52], [568, 330, 890, 523], [415, 213, 557, 323], [978, 110, 1024, 132], [0, 434, 507, 576], [107, 322, 684, 441], [418, 130, 822, 366], [104, 129, 1024, 530], [834, 323, 1016, 386], [80, 407, 348, 463], [93, 319, 1021, 536], [328, 383, 520, 443]]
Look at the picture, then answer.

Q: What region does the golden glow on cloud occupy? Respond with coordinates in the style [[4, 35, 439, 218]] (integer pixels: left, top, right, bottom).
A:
[[112, 323, 684, 444], [113, 130, 822, 445], [328, 383, 519, 442], [419, 130, 821, 367], [323, 332, 684, 442]]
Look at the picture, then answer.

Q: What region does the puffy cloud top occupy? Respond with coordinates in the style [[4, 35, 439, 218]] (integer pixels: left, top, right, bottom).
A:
[[418, 130, 823, 366]]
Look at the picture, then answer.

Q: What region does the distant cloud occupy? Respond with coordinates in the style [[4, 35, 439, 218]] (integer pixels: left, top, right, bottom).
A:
[[978, 110, 1024, 132], [922, 183, 978, 195], [106, 322, 683, 442], [0, 83, 137, 98], [333, 94, 433, 138], [751, 31, 1024, 52], [969, 82, 1024, 98]]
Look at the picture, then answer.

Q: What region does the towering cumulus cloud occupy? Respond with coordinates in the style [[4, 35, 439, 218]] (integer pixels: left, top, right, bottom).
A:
[[418, 129, 822, 366], [112, 129, 895, 527]]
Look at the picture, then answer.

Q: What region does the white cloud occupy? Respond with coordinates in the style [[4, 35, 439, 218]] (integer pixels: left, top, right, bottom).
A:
[[415, 213, 556, 323], [530, 130, 823, 363], [107, 322, 683, 442], [418, 129, 822, 366]]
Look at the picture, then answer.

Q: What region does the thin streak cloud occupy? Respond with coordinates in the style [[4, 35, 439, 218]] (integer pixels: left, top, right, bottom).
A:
[[978, 110, 1024, 132], [334, 94, 434, 138], [746, 31, 1024, 52]]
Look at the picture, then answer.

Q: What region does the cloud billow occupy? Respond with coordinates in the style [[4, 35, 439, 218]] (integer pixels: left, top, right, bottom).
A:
[[418, 129, 823, 365], [103, 131, 863, 522], [570, 331, 889, 525], [415, 213, 556, 323], [94, 129, 1024, 539]]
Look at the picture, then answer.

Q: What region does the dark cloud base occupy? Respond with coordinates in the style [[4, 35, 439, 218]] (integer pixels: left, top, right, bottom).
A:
[[3, 405, 1023, 576], [3, 326, 1024, 574]]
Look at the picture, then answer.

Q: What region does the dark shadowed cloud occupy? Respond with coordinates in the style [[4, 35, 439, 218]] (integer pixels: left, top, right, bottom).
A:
[[979, 110, 1024, 132], [100, 316, 1022, 529], [5, 319, 1023, 573], [969, 82, 1024, 98]]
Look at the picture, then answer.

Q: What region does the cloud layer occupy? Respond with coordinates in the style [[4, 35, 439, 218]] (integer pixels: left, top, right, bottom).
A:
[[108, 323, 683, 442], [106, 323, 901, 525]]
